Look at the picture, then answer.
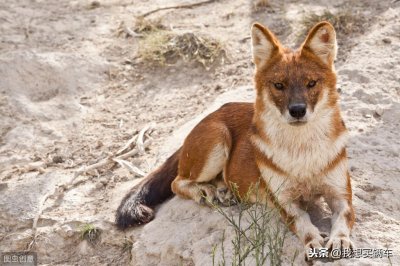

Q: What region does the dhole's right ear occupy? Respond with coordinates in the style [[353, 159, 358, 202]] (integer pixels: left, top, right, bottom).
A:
[[251, 23, 281, 68]]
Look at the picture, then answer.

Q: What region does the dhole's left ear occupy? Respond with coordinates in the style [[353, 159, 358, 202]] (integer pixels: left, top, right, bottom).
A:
[[251, 23, 281, 68], [301, 21, 337, 67]]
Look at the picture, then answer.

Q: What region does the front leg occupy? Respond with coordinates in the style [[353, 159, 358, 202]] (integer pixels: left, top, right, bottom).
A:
[[283, 202, 325, 260], [263, 176, 324, 260], [258, 158, 326, 261], [325, 171, 355, 254]]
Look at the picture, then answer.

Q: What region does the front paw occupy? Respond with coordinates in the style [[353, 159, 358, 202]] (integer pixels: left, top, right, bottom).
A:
[[304, 234, 324, 261], [326, 233, 354, 259], [196, 184, 219, 206], [216, 187, 237, 206]]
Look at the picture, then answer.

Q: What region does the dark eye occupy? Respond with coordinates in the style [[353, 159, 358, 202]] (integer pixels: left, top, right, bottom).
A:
[[307, 80, 317, 88], [274, 83, 284, 90]]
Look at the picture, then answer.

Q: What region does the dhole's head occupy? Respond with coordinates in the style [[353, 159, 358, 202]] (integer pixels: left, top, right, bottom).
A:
[[251, 22, 338, 125]]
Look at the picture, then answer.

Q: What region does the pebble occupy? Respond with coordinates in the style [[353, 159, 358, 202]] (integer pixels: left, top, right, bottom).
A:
[[382, 38, 392, 44], [90, 1, 100, 9], [52, 155, 64, 164], [59, 225, 74, 238], [95, 182, 104, 189], [364, 114, 372, 118], [375, 107, 384, 116]]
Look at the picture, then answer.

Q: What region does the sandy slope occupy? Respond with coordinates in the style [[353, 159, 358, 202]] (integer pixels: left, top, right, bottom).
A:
[[0, 0, 399, 265]]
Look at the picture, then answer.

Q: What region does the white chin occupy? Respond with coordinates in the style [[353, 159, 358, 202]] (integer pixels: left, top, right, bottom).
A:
[[287, 119, 308, 125]]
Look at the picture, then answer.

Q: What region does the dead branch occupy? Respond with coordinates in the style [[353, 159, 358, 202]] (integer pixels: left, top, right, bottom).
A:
[[141, 0, 217, 18], [74, 123, 154, 178], [29, 188, 55, 250], [74, 159, 108, 178], [137, 123, 154, 154], [74, 139, 151, 179], [32, 191, 52, 232], [116, 139, 152, 160], [115, 134, 138, 156], [113, 158, 146, 176], [19, 161, 47, 174], [123, 23, 143, 38], [117, 21, 143, 38]]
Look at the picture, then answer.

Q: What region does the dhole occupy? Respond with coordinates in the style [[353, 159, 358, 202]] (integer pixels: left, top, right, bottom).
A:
[[116, 21, 355, 259]]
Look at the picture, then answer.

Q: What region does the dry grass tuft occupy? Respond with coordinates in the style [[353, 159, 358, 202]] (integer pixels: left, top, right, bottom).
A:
[[252, 0, 270, 10], [134, 17, 166, 33], [138, 31, 171, 64], [252, 0, 270, 11], [80, 224, 101, 245], [130, 17, 225, 68], [122, 237, 134, 259], [300, 9, 366, 42], [139, 31, 224, 68]]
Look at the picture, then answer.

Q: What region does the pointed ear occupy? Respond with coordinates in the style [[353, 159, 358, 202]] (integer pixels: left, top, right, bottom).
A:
[[301, 21, 337, 67], [251, 23, 281, 68]]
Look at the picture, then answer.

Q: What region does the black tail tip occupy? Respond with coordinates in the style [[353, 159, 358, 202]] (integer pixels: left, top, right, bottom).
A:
[[115, 203, 155, 230]]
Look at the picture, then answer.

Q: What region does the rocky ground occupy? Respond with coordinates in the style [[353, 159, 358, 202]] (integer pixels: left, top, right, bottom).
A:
[[0, 0, 399, 265]]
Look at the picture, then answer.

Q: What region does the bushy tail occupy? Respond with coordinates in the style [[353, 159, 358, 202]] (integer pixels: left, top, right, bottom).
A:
[[115, 148, 181, 229]]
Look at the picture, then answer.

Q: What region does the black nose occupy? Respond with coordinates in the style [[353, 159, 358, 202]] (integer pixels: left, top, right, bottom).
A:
[[288, 103, 307, 118]]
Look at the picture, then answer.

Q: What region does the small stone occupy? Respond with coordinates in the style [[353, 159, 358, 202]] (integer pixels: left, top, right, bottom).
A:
[[375, 107, 384, 116], [89, 1, 100, 9], [96, 140, 103, 148], [59, 225, 74, 238], [95, 182, 104, 189], [52, 155, 64, 164], [364, 114, 372, 118], [382, 38, 391, 44], [215, 84, 222, 91]]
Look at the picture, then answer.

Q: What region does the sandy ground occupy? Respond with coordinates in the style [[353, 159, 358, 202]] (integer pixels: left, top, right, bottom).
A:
[[0, 0, 399, 265]]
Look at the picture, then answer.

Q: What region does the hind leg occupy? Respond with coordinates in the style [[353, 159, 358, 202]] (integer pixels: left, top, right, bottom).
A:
[[171, 122, 232, 205]]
